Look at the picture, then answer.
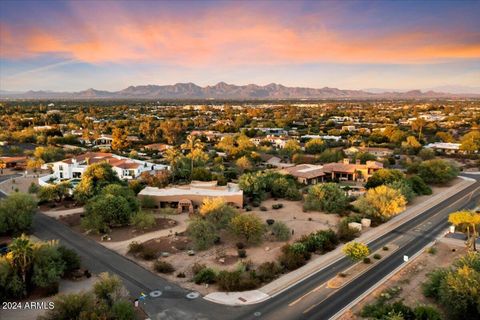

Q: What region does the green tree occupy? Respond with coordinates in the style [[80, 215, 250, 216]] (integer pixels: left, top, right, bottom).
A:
[[74, 162, 121, 202], [418, 159, 459, 185], [83, 194, 133, 233], [8, 234, 34, 296], [0, 193, 37, 235], [32, 241, 65, 289], [101, 184, 139, 213], [386, 179, 416, 203], [407, 175, 432, 195], [187, 219, 218, 250], [418, 148, 435, 160], [131, 210, 156, 230], [342, 241, 370, 261], [229, 214, 265, 244], [402, 135, 422, 154], [303, 183, 349, 213], [93, 272, 127, 308], [365, 169, 405, 189]]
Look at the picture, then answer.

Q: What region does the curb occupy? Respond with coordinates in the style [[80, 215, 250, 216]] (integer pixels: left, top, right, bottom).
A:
[[330, 237, 438, 320], [204, 177, 476, 306]]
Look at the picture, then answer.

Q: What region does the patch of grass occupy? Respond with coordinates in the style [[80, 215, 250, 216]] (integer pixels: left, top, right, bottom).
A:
[[426, 246, 437, 255]]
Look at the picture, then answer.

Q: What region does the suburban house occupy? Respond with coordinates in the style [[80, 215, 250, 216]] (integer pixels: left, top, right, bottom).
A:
[[143, 143, 172, 153], [344, 146, 394, 158], [138, 181, 243, 213], [43, 152, 168, 182], [300, 135, 342, 142], [425, 142, 463, 154], [0, 156, 28, 169], [280, 158, 383, 185], [94, 134, 140, 148]]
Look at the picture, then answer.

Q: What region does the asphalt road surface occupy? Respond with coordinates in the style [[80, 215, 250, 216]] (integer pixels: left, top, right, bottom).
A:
[[29, 173, 480, 320]]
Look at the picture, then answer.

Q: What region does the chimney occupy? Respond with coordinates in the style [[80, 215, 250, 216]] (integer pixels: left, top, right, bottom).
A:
[[343, 158, 350, 164]]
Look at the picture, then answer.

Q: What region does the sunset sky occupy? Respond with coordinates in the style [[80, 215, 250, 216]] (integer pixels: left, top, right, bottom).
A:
[[1, 0, 479, 92]]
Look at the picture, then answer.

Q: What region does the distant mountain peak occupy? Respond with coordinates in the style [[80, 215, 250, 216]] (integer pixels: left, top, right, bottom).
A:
[[1, 83, 478, 100]]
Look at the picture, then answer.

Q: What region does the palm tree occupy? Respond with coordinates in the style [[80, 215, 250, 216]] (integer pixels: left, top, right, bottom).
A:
[[9, 234, 35, 296], [181, 135, 205, 175]]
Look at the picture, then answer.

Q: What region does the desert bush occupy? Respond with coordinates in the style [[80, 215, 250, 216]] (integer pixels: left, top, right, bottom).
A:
[[266, 219, 275, 225], [278, 244, 310, 271], [272, 203, 283, 210], [271, 221, 291, 241], [140, 247, 157, 260], [260, 206, 268, 211], [236, 242, 245, 249], [337, 219, 360, 242], [193, 268, 216, 284], [132, 211, 156, 230], [176, 272, 186, 278], [237, 249, 247, 258], [140, 196, 157, 209], [154, 260, 175, 273], [373, 253, 382, 260], [127, 241, 144, 254], [256, 262, 283, 283], [363, 257, 371, 264], [191, 263, 207, 275]]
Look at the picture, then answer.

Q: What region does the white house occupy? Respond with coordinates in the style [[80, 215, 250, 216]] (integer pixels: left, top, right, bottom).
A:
[[425, 142, 462, 154], [42, 152, 168, 184]]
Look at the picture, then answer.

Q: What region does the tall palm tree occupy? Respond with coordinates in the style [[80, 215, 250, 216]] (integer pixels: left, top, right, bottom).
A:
[[181, 135, 205, 175], [9, 234, 35, 296]]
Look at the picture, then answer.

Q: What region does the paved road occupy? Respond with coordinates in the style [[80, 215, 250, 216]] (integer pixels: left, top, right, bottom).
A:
[[29, 174, 480, 320], [243, 174, 480, 320]]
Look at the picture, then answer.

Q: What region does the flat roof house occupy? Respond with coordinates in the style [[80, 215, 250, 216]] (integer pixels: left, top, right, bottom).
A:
[[281, 159, 383, 185], [138, 181, 243, 213]]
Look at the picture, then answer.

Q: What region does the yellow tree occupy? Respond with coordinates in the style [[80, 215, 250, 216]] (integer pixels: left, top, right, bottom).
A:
[[449, 210, 480, 251], [111, 128, 129, 151], [342, 241, 370, 261]]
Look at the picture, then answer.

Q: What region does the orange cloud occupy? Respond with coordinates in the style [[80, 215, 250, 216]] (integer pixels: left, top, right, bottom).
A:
[[1, 6, 479, 66]]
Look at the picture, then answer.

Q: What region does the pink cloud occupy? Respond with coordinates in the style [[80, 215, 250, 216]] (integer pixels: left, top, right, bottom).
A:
[[1, 5, 479, 66]]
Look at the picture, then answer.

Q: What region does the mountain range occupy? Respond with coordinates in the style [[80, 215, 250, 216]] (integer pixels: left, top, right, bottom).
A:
[[1, 82, 479, 100]]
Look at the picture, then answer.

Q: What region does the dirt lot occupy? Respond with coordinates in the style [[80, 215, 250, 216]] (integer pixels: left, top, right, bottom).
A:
[[129, 199, 341, 294], [64, 213, 178, 242], [340, 241, 466, 320]]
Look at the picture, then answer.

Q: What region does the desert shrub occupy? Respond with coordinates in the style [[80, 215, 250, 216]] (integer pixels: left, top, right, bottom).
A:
[[187, 219, 218, 250], [154, 260, 175, 273], [272, 203, 283, 210], [260, 206, 268, 211], [303, 183, 349, 214], [140, 196, 157, 209], [337, 219, 360, 242], [266, 219, 275, 225], [363, 257, 371, 264], [193, 268, 216, 284], [234, 247, 246, 258], [58, 246, 81, 274], [127, 241, 144, 254], [383, 246, 389, 251], [373, 253, 382, 260], [236, 242, 245, 249], [216, 270, 242, 291], [278, 244, 310, 271], [361, 300, 415, 319], [299, 229, 339, 253], [176, 272, 186, 278], [271, 221, 291, 241], [256, 262, 283, 283], [421, 268, 449, 299], [191, 263, 207, 275], [140, 247, 157, 260], [413, 305, 442, 320], [426, 247, 437, 255], [131, 211, 156, 230]]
